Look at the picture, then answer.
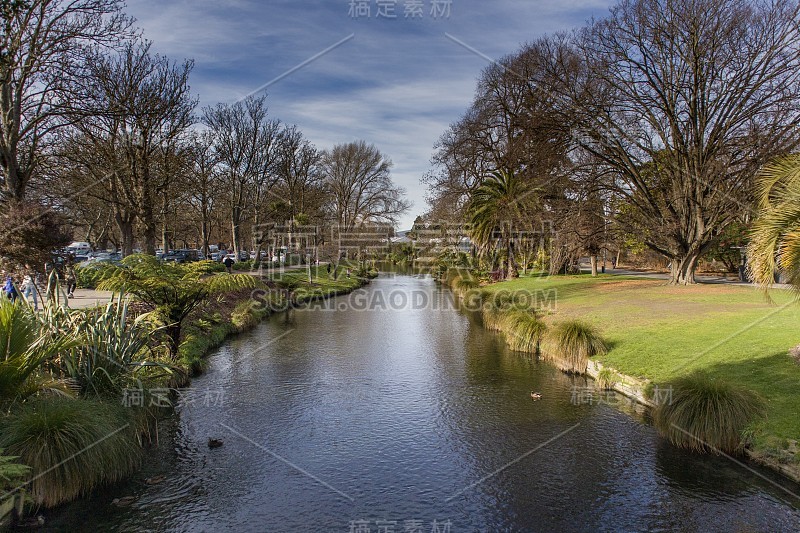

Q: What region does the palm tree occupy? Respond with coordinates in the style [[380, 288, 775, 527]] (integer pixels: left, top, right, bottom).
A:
[[467, 169, 535, 279], [98, 255, 256, 360], [0, 299, 75, 410], [747, 154, 800, 289]]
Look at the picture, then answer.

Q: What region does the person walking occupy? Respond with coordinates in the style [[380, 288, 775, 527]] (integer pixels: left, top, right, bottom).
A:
[[223, 255, 234, 274], [3, 273, 18, 303], [20, 264, 38, 311], [65, 259, 77, 298]]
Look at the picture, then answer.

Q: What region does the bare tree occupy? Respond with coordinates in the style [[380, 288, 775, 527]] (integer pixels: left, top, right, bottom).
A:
[[184, 132, 223, 257], [54, 41, 195, 256], [0, 0, 132, 201], [277, 125, 322, 225], [321, 140, 410, 230], [554, 0, 800, 284], [203, 95, 278, 259]]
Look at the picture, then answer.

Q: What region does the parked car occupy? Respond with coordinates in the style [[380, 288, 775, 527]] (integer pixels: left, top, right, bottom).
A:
[[161, 249, 201, 263], [67, 241, 92, 255], [86, 251, 121, 263]]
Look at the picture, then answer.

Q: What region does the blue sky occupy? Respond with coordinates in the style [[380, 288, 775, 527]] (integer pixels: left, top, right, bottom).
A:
[[127, 0, 612, 229]]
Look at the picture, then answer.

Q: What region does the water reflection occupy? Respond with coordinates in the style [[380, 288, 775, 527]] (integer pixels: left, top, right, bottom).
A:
[[46, 273, 800, 532]]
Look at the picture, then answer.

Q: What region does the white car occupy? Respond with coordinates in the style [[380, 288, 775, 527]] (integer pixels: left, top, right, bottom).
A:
[[67, 241, 92, 255]]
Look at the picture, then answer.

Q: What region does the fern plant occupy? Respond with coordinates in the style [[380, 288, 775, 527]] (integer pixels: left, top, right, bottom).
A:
[[0, 449, 30, 493], [97, 255, 256, 359]]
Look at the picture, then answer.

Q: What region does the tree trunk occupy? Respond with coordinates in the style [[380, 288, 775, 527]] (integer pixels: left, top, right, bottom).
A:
[[506, 236, 519, 279], [141, 202, 157, 255], [115, 211, 135, 257], [161, 192, 169, 253], [590, 255, 598, 277], [165, 322, 181, 361], [231, 206, 241, 259], [200, 217, 210, 258], [252, 211, 262, 268], [669, 252, 701, 285]]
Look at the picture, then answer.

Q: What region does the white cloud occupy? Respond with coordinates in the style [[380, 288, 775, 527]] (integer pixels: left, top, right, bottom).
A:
[[125, 0, 616, 228]]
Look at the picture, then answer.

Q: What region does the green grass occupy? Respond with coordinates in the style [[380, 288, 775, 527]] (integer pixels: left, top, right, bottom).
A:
[[482, 273, 800, 460], [267, 265, 366, 302]]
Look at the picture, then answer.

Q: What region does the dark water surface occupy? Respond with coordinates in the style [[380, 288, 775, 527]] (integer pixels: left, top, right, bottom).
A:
[[48, 274, 800, 532]]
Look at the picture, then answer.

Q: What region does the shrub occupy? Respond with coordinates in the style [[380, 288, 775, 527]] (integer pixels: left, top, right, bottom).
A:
[[451, 276, 480, 296], [653, 372, 766, 455], [232, 259, 254, 271], [481, 299, 506, 331], [501, 310, 546, 353], [0, 398, 141, 507], [0, 299, 76, 407], [76, 262, 117, 289], [543, 319, 607, 374], [596, 368, 619, 390], [49, 295, 170, 397]]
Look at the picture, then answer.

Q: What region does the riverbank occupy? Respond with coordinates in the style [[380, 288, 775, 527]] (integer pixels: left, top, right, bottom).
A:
[[1, 264, 371, 526], [473, 273, 800, 480], [178, 265, 370, 375], [43, 272, 800, 531]]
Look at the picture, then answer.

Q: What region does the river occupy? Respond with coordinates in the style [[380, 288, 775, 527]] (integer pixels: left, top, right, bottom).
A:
[[48, 273, 800, 532]]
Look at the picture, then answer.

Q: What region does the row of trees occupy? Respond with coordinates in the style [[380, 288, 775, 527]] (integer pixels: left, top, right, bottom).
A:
[[0, 0, 410, 267], [425, 0, 800, 284]]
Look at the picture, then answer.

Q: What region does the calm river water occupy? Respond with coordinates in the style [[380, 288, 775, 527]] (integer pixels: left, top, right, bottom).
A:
[[48, 273, 800, 532]]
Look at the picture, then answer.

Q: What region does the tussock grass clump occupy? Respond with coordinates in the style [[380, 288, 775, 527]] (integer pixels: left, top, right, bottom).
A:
[[442, 268, 470, 287], [544, 319, 607, 374], [596, 368, 619, 390], [480, 295, 512, 331], [653, 373, 766, 455], [0, 398, 141, 507], [501, 310, 546, 353], [460, 287, 485, 311], [451, 276, 480, 295]]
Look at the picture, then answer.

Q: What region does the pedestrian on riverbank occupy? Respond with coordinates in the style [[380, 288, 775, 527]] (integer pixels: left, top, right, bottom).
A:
[[65, 260, 77, 298], [21, 264, 38, 310], [3, 273, 18, 302]]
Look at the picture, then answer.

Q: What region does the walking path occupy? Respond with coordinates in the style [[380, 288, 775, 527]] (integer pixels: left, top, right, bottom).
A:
[[65, 288, 116, 309], [589, 265, 791, 289]]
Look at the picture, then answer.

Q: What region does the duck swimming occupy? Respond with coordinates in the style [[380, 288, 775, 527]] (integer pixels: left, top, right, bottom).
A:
[[530, 392, 542, 400], [112, 496, 137, 507]]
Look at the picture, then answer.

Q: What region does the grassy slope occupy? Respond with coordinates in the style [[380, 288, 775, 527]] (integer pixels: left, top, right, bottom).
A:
[[482, 274, 800, 457]]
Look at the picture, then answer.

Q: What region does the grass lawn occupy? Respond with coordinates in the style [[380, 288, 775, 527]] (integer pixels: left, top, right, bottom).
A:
[[264, 264, 367, 299], [482, 273, 800, 461]]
